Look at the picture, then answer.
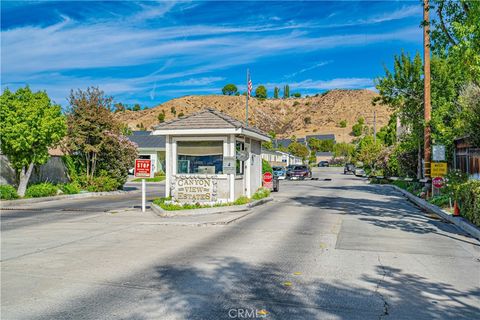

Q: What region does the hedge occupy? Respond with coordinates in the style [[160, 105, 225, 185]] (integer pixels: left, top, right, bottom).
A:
[[0, 185, 19, 200], [456, 180, 480, 227], [25, 183, 58, 198]]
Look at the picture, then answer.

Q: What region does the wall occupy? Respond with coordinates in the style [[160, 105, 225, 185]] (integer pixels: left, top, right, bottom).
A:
[[1, 155, 69, 186]]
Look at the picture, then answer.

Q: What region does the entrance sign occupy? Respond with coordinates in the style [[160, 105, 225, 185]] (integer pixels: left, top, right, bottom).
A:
[[432, 177, 445, 188], [431, 162, 447, 177], [223, 156, 236, 175], [432, 145, 446, 162], [263, 172, 273, 189], [173, 175, 217, 203], [135, 159, 152, 178]]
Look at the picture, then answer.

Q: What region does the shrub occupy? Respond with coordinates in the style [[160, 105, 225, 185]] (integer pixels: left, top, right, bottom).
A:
[[85, 176, 120, 192], [429, 194, 450, 207], [59, 182, 80, 195], [456, 180, 480, 227], [352, 123, 363, 136], [252, 187, 270, 200], [0, 184, 19, 200], [303, 116, 312, 125], [262, 159, 272, 174], [25, 183, 58, 198], [339, 120, 347, 128], [233, 196, 250, 205], [293, 92, 301, 98], [293, 101, 300, 107]]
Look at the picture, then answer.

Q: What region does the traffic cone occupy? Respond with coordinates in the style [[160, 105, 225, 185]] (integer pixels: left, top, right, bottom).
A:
[[453, 200, 460, 217]]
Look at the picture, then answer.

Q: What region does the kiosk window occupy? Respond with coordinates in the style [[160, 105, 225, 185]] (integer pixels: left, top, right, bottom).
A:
[[177, 141, 223, 174], [236, 141, 244, 175]]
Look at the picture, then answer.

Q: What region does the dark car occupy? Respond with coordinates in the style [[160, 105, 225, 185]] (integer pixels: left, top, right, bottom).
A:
[[287, 165, 312, 180], [344, 163, 355, 174], [318, 161, 329, 167]]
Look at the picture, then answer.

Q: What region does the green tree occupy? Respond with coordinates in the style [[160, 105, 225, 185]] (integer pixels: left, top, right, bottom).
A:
[[273, 87, 279, 99], [133, 104, 141, 111], [66, 87, 118, 179], [0, 87, 66, 196], [293, 92, 301, 98], [288, 141, 309, 159], [376, 113, 397, 146], [114, 102, 125, 113], [170, 106, 176, 116], [352, 123, 363, 137], [339, 120, 347, 128], [255, 85, 267, 99], [222, 84, 238, 96], [284, 85, 290, 98], [355, 136, 384, 169], [158, 110, 165, 123], [430, 0, 480, 83], [333, 142, 355, 160], [459, 83, 480, 146]]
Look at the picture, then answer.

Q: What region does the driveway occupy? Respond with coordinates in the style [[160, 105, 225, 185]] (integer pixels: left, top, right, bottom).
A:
[[1, 168, 479, 319]]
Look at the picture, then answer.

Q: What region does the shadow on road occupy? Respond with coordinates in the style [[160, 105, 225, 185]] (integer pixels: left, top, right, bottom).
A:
[[34, 257, 480, 320]]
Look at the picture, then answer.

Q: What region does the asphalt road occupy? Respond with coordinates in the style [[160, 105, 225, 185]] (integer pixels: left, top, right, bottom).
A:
[[0, 182, 165, 231], [1, 168, 479, 319]]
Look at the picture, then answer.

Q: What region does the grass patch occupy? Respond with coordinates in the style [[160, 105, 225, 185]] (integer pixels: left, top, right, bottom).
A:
[[132, 176, 165, 182]]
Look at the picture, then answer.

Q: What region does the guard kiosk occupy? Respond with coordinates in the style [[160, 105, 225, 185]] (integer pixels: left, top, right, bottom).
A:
[[152, 108, 270, 203]]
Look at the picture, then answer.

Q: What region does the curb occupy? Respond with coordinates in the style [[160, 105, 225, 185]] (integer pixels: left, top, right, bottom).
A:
[[389, 185, 480, 240], [151, 197, 273, 217], [0, 189, 139, 207]]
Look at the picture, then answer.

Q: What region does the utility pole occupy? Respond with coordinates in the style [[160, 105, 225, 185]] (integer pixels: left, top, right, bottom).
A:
[[423, 0, 431, 179], [373, 110, 377, 143]]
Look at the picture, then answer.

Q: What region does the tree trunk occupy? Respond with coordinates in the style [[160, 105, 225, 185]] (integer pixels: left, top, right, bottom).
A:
[[17, 163, 34, 197]]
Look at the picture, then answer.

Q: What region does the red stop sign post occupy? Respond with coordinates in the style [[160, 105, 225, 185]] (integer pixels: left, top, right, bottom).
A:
[[432, 176, 444, 189], [135, 159, 152, 212], [263, 172, 273, 189]]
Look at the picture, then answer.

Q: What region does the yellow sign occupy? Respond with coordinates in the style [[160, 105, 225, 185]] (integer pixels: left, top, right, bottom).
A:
[[431, 162, 447, 177]]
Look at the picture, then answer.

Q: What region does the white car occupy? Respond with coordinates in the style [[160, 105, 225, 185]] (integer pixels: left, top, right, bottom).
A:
[[354, 168, 366, 177]]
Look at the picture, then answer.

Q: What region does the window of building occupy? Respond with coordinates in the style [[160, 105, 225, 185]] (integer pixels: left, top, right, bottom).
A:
[[177, 141, 223, 174], [236, 141, 245, 175]]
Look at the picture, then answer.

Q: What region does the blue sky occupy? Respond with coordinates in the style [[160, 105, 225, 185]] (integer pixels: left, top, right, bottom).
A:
[[1, 1, 424, 107]]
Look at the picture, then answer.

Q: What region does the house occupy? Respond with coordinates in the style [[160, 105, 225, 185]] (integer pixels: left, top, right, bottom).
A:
[[127, 131, 166, 174], [261, 148, 302, 166], [454, 136, 480, 180], [305, 134, 336, 143]]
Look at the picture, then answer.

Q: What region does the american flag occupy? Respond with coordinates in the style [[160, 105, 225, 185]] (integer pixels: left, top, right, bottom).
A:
[[247, 75, 252, 97]]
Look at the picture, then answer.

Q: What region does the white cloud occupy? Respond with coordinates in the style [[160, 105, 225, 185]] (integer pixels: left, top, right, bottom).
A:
[[284, 61, 333, 79]]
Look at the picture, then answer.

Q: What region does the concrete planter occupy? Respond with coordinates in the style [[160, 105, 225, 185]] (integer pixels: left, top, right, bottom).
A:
[[151, 197, 273, 217], [389, 185, 480, 240], [0, 189, 139, 207]]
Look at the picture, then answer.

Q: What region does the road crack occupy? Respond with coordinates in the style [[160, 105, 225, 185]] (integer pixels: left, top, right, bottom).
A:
[[375, 255, 390, 319]]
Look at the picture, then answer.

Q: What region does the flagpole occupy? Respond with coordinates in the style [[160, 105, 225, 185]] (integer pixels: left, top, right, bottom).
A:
[[246, 68, 249, 127]]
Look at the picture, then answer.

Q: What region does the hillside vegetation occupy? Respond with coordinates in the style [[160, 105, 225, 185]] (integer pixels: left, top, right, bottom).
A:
[[115, 89, 392, 142]]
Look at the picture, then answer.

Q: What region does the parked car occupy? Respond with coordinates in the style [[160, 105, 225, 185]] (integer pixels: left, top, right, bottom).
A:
[[344, 163, 355, 174], [285, 165, 295, 176], [272, 166, 287, 180], [318, 161, 329, 167], [354, 168, 366, 177], [287, 165, 312, 180]]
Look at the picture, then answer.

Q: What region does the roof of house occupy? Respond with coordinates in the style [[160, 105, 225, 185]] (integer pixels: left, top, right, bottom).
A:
[[152, 108, 269, 139], [315, 151, 333, 157], [274, 138, 307, 149], [131, 130, 152, 136], [305, 134, 336, 142], [128, 134, 166, 149]]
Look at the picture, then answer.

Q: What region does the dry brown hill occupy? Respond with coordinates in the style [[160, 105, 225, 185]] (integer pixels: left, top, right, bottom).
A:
[[115, 89, 392, 143]]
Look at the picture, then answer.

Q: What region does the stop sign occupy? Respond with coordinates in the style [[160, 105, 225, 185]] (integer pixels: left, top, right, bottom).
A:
[[432, 177, 444, 188], [263, 172, 273, 183]]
